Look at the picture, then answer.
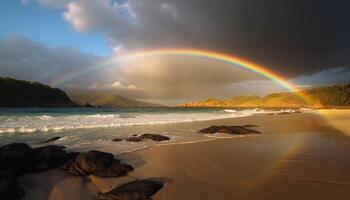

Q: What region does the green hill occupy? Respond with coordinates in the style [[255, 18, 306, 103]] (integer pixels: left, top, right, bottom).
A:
[[0, 77, 77, 107], [178, 84, 350, 108]]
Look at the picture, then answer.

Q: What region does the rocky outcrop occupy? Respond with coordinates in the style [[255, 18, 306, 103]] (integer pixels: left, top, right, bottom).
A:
[[139, 134, 170, 142], [0, 77, 77, 107], [0, 143, 164, 200], [99, 179, 164, 200], [62, 150, 133, 177], [0, 170, 25, 200], [113, 134, 170, 143], [200, 125, 260, 134]]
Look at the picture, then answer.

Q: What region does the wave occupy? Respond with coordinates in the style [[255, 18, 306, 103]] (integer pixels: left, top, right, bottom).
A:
[[0, 109, 271, 134]]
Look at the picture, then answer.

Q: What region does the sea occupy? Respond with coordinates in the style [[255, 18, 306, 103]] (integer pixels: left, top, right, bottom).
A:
[[0, 107, 291, 154]]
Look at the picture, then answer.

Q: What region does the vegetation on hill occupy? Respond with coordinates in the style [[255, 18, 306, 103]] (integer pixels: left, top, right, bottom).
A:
[[69, 93, 163, 107], [178, 84, 350, 108], [0, 77, 77, 107]]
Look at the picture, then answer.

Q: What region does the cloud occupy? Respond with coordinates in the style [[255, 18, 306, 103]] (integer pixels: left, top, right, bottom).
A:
[[0, 35, 102, 86], [56, 0, 350, 78]]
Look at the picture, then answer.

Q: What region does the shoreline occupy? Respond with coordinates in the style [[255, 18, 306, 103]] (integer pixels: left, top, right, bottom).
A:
[[2, 110, 350, 199], [120, 110, 350, 200]]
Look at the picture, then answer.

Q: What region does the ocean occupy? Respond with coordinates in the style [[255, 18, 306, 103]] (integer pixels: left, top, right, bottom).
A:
[[0, 107, 280, 154]]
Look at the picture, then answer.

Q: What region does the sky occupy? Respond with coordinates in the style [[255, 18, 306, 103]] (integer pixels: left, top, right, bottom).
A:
[[0, 0, 350, 104]]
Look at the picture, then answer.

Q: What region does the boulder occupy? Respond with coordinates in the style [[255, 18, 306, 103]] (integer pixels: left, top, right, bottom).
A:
[[62, 150, 132, 177], [0, 143, 71, 173], [124, 134, 170, 142], [0, 170, 25, 200], [99, 179, 164, 200], [0, 143, 34, 172], [139, 134, 169, 142], [94, 163, 134, 177], [31, 145, 68, 172], [199, 126, 260, 134], [125, 137, 143, 142]]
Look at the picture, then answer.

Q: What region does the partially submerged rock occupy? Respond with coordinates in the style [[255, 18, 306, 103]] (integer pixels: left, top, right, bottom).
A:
[[99, 179, 164, 200], [139, 134, 169, 142], [125, 137, 143, 142], [117, 134, 170, 143], [62, 150, 133, 177], [42, 136, 61, 143], [200, 125, 260, 134]]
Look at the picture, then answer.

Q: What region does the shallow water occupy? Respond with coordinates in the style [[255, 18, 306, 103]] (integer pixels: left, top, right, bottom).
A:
[[0, 107, 293, 154]]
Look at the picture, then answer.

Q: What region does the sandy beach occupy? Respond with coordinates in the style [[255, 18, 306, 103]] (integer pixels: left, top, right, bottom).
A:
[[15, 110, 350, 200], [120, 110, 350, 200]]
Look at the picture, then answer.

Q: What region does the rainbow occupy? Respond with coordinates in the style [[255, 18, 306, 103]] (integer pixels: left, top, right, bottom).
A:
[[51, 48, 308, 102]]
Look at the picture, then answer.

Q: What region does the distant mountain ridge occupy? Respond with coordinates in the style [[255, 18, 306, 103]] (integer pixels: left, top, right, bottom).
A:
[[69, 93, 163, 107], [178, 84, 350, 108], [0, 77, 77, 107]]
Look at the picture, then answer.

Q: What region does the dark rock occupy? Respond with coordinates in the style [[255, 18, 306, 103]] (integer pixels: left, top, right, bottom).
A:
[[0, 143, 34, 172], [278, 112, 291, 115], [99, 179, 164, 200], [125, 137, 143, 142], [95, 163, 133, 177], [139, 134, 169, 142], [112, 138, 123, 142], [131, 134, 138, 137], [42, 137, 61, 143], [243, 124, 259, 128], [199, 126, 260, 134], [0, 170, 24, 200], [31, 145, 67, 172], [62, 150, 132, 177]]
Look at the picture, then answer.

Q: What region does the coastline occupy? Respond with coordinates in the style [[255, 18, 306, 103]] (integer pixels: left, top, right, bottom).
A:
[[120, 110, 350, 200], [7, 110, 350, 199]]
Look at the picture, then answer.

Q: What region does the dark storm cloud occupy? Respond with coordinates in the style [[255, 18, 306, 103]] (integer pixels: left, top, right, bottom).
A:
[[63, 0, 350, 77]]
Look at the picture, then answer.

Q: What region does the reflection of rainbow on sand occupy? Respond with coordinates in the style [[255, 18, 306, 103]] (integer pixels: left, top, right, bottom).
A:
[[242, 133, 307, 189], [50, 48, 312, 105]]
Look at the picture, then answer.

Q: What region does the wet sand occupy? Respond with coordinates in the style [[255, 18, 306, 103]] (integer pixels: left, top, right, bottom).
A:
[[18, 110, 350, 199], [121, 110, 350, 200]]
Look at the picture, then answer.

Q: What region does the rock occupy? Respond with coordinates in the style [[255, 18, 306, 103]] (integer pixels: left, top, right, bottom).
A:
[[94, 163, 134, 177], [0, 170, 24, 200], [99, 179, 164, 200], [62, 150, 132, 177], [243, 124, 259, 128], [278, 112, 291, 115], [0, 143, 71, 173], [31, 145, 68, 172], [124, 134, 170, 143], [139, 134, 169, 142], [112, 138, 123, 142], [125, 137, 143, 142], [0, 143, 34, 172], [199, 126, 260, 134], [42, 136, 61, 143]]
